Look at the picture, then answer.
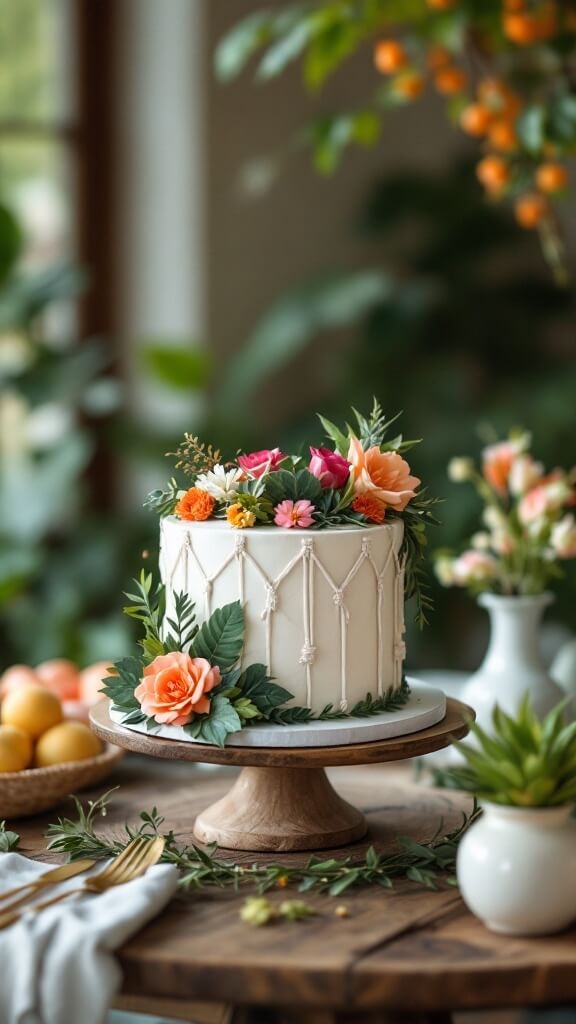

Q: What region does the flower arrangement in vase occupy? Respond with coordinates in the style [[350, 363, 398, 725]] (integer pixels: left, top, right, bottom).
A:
[[434, 431, 575, 727], [450, 698, 576, 937]]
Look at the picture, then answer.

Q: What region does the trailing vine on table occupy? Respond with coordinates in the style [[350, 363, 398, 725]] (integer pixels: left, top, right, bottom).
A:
[[45, 789, 480, 896]]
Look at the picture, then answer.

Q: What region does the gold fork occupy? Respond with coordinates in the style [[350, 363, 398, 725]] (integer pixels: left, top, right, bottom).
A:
[[0, 836, 165, 930], [0, 859, 96, 915]]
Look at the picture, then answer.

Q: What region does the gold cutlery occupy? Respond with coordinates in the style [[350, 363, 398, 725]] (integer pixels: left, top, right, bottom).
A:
[[0, 836, 165, 930], [0, 859, 96, 913]]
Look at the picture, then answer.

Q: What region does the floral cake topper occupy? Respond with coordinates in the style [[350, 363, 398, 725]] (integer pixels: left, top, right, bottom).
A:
[[145, 400, 440, 626]]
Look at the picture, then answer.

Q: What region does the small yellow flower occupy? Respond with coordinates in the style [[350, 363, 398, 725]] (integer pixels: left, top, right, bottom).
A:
[[227, 503, 256, 529], [276, 874, 289, 889]]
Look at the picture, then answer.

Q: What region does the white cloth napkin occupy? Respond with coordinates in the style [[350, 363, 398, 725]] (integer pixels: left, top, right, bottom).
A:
[[0, 852, 179, 1024]]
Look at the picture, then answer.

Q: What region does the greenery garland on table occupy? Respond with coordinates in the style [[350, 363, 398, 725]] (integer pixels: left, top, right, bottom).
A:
[[42, 790, 480, 896], [102, 572, 411, 747]]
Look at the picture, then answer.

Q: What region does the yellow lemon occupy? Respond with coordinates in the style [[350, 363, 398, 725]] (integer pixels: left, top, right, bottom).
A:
[[0, 725, 33, 773], [1, 684, 62, 739], [35, 721, 102, 767]]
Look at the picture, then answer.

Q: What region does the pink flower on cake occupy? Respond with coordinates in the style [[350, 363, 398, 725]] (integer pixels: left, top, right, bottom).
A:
[[348, 438, 420, 513], [134, 653, 221, 726], [237, 448, 285, 479], [308, 447, 350, 489], [274, 499, 316, 528]]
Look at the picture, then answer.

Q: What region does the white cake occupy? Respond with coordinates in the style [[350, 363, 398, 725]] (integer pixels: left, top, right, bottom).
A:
[[160, 516, 405, 714]]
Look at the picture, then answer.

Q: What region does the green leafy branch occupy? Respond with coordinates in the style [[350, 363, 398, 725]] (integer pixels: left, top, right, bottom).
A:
[[143, 478, 180, 518], [0, 821, 19, 853], [392, 490, 442, 629], [46, 789, 480, 895]]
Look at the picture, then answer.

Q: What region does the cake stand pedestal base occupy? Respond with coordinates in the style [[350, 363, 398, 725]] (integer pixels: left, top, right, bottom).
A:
[[194, 765, 366, 851], [90, 697, 473, 853]]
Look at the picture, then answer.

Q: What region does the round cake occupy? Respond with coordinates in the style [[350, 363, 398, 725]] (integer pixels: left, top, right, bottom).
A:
[[160, 516, 405, 714]]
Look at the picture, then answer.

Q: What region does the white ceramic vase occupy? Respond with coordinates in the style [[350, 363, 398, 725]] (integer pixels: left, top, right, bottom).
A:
[[457, 802, 576, 936], [461, 592, 564, 732]]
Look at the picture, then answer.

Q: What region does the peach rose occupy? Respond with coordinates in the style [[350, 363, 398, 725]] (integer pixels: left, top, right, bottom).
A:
[[134, 652, 221, 726], [348, 438, 420, 512]]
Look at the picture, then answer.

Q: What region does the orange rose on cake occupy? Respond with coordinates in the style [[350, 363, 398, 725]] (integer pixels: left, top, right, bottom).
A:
[[348, 438, 420, 515], [135, 652, 221, 726]]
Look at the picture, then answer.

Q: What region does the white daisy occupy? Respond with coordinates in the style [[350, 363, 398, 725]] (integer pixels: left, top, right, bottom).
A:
[[195, 464, 244, 501]]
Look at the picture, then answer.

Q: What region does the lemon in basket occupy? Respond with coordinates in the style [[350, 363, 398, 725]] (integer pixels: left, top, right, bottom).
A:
[[0, 725, 33, 772], [1, 684, 63, 739], [35, 721, 102, 767]]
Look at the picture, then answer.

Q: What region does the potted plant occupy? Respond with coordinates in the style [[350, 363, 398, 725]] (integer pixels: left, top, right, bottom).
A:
[[434, 431, 575, 728], [450, 698, 576, 936]]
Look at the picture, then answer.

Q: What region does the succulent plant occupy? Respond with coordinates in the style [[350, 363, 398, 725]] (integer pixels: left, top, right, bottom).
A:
[[447, 698, 576, 807]]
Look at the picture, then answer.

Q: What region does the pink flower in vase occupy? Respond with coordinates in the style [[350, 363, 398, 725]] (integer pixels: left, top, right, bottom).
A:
[[308, 447, 350, 489], [274, 499, 316, 529], [237, 448, 286, 479]]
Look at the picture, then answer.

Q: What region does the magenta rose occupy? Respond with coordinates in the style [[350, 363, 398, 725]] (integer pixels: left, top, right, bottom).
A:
[[308, 447, 350, 490], [238, 447, 286, 479]]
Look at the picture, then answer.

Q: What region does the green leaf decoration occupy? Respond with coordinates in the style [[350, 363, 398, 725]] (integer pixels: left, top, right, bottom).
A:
[[191, 601, 245, 673], [184, 695, 243, 748], [235, 663, 294, 714], [123, 571, 166, 662], [164, 591, 198, 652], [264, 468, 324, 507], [143, 478, 180, 518], [0, 821, 20, 853], [102, 657, 143, 713]]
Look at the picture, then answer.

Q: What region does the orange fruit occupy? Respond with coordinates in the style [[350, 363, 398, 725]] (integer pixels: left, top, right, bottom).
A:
[[79, 661, 114, 707], [515, 193, 549, 228], [426, 45, 452, 70], [503, 5, 557, 44], [488, 118, 518, 151], [0, 665, 39, 699], [434, 66, 468, 94], [535, 162, 569, 192], [374, 40, 408, 74], [35, 722, 101, 767], [476, 155, 510, 193], [460, 103, 493, 136], [477, 78, 521, 118], [1, 684, 62, 739], [426, 0, 456, 8], [36, 659, 80, 701], [392, 72, 425, 100], [0, 725, 33, 773]]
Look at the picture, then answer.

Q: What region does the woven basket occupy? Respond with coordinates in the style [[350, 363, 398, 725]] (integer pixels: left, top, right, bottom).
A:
[[0, 744, 124, 819]]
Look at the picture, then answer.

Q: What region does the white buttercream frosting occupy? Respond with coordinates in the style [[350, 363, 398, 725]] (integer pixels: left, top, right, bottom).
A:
[[159, 517, 405, 714]]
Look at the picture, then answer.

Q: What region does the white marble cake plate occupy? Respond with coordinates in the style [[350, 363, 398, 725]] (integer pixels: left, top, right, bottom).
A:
[[109, 678, 445, 749]]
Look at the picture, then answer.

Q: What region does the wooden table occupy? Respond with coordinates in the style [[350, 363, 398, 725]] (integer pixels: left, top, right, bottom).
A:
[[13, 757, 576, 1024]]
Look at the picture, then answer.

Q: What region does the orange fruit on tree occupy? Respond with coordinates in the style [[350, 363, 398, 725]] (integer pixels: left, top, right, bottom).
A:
[[426, 45, 452, 70], [515, 193, 549, 228], [0, 725, 33, 773], [1, 684, 62, 739], [535, 162, 569, 192], [35, 722, 101, 767], [488, 118, 518, 151], [476, 155, 510, 193], [460, 103, 493, 136], [434, 66, 468, 94], [374, 40, 408, 74], [392, 72, 425, 100]]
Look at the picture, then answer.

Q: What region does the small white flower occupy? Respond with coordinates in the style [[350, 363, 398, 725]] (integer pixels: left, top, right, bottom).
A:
[[447, 457, 474, 483], [551, 514, 576, 559], [483, 506, 507, 531], [195, 464, 244, 501], [471, 531, 491, 551], [509, 454, 543, 496]]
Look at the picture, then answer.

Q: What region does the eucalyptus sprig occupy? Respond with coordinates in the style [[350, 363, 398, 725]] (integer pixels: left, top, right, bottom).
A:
[[46, 789, 479, 895]]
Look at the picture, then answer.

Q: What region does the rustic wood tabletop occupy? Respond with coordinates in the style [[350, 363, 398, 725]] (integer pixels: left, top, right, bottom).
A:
[[12, 757, 576, 1024]]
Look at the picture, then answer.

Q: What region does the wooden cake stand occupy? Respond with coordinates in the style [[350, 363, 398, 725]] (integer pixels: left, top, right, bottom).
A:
[[90, 697, 473, 853]]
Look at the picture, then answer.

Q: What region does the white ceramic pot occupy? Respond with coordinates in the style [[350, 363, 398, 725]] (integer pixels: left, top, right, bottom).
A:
[[461, 592, 564, 732], [457, 802, 576, 936]]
